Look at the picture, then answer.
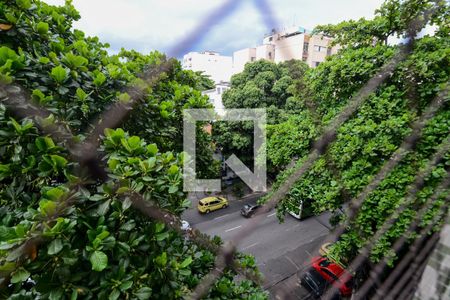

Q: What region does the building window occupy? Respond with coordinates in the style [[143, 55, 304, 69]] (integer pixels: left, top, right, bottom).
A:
[[303, 42, 309, 53], [314, 61, 321, 67], [268, 52, 272, 59], [314, 45, 327, 52], [251, 57, 256, 61]]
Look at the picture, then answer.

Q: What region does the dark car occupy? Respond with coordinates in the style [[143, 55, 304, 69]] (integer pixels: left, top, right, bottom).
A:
[[240, 204, 261, 218], [300, 268, 341, 300]]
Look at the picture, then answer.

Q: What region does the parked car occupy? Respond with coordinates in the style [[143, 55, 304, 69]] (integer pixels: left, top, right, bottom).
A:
[[240, 204, 261, 218], [319, 242, 333, 257], [300, 268, 340, 299], [197, 196, 228, 214], [180, 220, 191, 231], [310, 256, 353, 297]]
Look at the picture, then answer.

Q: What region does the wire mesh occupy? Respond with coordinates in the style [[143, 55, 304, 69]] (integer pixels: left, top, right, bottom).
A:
[[0, 0, 448, 299]]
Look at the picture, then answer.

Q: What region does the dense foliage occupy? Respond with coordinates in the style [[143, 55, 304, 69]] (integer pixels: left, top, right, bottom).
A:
[[313, 0, 450, 47], [0, 0, 265, 299], [213, 59, 309, 169], [263, 0, 449, 268]]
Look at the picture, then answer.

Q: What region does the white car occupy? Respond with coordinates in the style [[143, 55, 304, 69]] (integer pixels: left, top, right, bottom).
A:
[[180, 220, 191, 231]]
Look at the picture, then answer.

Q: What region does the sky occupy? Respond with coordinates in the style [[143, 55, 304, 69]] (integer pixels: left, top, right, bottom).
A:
[[43, 0, 385, 58]]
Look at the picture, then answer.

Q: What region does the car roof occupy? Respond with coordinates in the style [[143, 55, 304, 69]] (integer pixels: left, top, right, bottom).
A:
[[199, 196, 218, 203], [305, 268, 328, 288]]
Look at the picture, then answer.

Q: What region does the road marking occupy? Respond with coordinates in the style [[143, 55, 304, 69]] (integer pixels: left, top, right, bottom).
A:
[[242, 242, 259, 250], [267, 212, 276, 217], [286, 256, 300, 269], [213, 214, 230, 220], [225, 225, 242, 232]]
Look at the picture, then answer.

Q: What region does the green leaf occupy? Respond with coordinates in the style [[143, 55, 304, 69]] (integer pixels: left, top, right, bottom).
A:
[[50, 155, 68, 168], [50, 66, 67, 83], [181, 198, 191, 209], [64, 53, 88, 69], [147, 157, 156, 169], [35, 136, 55, 151], [118, 92, 130, 103], [0, 226, 16, 241], [39, 200, 57, 216], [15, 0, 31, 9], [180, 256, 193, 269], [168, 185, 178, 194], [179, 269, 191, 276], [119, 280, 133, 291], [76, 88, 88, 101], [147, 144, 158, 156], [167, 165, 179, 175], [49, 288, 64, 300], [32, 89, 45, 101], [45, 187, 65, 201], [155, 252, 167, 266], [134, 287, 152, 300], [93, 72, 106, 87], [0, 47, 19, 66], [71, 289, 78, 300], [11, 267, 30, 283], [155, 222, 165, 233], [48, 239, 63, 255], [97, 199, 111, 216], [9, 118, 22, 133], [128, 136, 141, 150], [39, 57, 50, 64], [90, 250, 108, 271], [156, 231, 169, 242], [0, 164, 11, 180], [37, 22, 49, 35], [108, 289, 120, 300]]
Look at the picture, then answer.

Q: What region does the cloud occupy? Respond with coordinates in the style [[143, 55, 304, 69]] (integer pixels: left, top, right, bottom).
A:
[[43, 0, 384, 56]]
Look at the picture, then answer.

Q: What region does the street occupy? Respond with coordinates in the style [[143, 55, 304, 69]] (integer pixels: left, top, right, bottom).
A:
[[182, 193, 333, 299]]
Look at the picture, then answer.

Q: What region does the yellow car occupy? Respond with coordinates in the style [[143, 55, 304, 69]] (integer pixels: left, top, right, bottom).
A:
[[319, 242, 332, 257], [198, 196, 229, 214]]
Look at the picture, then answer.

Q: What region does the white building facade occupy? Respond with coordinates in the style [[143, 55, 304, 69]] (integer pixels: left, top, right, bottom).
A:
[[182, 51, 233, 84], [232, 48, 257, 74], [232, 26, 340, 71], [202, 82, 230, 116]]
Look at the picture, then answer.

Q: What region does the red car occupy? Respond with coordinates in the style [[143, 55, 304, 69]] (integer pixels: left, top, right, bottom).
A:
[[310, 256, 353, 297]]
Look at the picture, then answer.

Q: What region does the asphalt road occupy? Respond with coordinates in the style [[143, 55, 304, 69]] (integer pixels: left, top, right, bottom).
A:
[[182, 193, 333, 298]]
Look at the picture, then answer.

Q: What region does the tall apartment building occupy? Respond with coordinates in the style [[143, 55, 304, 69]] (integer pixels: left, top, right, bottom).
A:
[[182, 51, 233, 83], [233, 26, 340, 70]]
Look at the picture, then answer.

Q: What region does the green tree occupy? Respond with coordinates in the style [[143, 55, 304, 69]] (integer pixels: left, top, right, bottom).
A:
[[264, 0, 449, 270], [0, 1, 265, 298], [213, 59, 309, 168], [314, 0, 449, 47]]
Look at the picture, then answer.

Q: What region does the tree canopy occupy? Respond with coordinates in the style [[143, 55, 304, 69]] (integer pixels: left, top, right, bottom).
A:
[[213, 59, 309, 168]]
